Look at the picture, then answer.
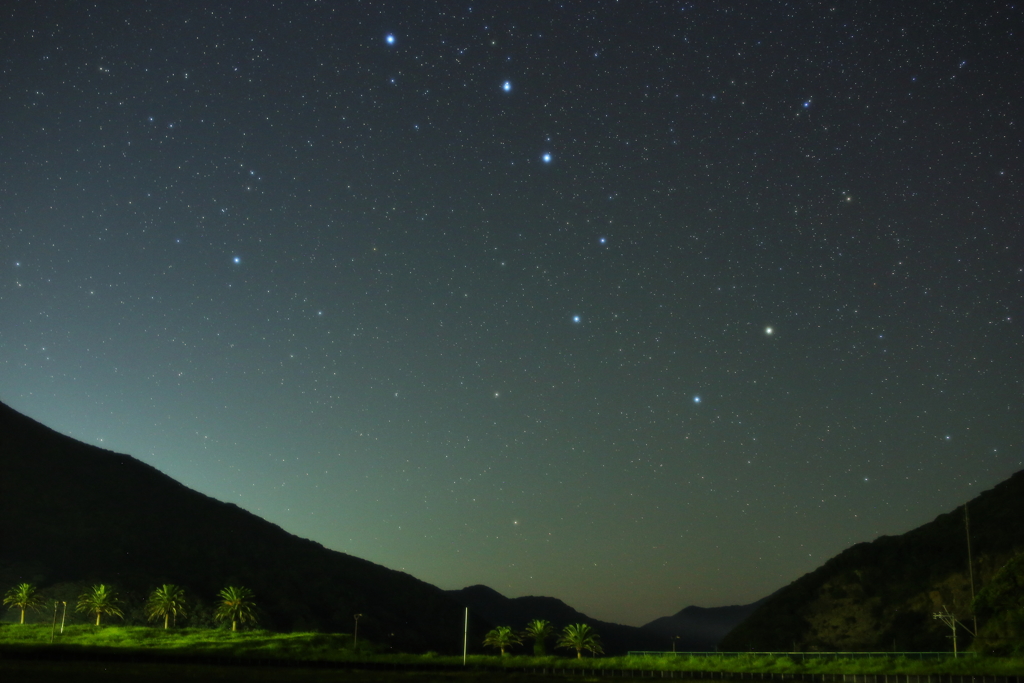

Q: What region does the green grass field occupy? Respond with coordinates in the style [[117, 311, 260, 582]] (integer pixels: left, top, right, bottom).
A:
[[2, 623, 1022, 676], [611, 653, 1024, 676], [0, 623, 359, 660]]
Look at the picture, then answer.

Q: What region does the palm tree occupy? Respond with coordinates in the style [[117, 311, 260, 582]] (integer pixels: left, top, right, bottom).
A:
[[3, 583, 43, 624], [483, 625, 522, 656], [214, 586, 257, 631], [76, 584, 124, 626], [145, 584, 188, 629], [524, 618, 554, 656], [556, 623, 604, 659]]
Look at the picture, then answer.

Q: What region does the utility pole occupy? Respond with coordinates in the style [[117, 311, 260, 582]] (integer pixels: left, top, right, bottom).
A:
[[933, 606, 959, 657], [965, 504, 978, 637], [933, 605, 976, 658], [353, 614, 363, 652], [463, 608, 469, 666]]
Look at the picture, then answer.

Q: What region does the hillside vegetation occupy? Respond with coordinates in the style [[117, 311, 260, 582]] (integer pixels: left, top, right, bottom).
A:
[[721, 471, 1024, 652]]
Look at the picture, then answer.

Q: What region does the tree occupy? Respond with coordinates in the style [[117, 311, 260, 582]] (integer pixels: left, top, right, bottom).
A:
[[76, 584, 124, 626], [483, 625, 522, 656], [214, 586, 257, 631], [146, 584, 188, 629], [3, 583, 43, 624], [973, 552, 1024, 654], [524, 618, 554, 656], [975, 553, 1024, 618], [556, 623, 604, 659]]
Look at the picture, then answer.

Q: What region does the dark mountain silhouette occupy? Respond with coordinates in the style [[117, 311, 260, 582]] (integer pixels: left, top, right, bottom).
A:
[[720, 470, 1024, 652], [0, 399, 480, 651], [447, 584, 667, 655], [641, 597, 770, 651]]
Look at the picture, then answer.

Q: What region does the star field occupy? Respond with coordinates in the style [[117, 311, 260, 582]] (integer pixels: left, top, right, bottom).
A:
[[1, 1, 1022, 625]]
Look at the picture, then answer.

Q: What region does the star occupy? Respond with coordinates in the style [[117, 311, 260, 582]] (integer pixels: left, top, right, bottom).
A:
[[232, 256, 241, 264], [572, 315, 581, 323], [542, 153, 552, 163], [502, 81, 512, 92], [385, 34, 396, 45], [693, 396, 701, 403], [765, 327, 773, 335]]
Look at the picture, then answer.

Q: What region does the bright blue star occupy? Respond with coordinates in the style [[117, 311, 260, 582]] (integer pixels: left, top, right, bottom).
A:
[[693, 396, 701, 404], [232, 256, 241, 264], [599, 237, 607, 244], [385, 34, 396, 45], [572, 315, 581, 323], [502, 81, 512, 92], [542, 153, 552, 163], [802, 99, 811, 108]]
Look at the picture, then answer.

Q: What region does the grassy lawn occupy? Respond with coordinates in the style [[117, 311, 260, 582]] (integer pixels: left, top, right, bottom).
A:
[[2, 624, 1021, 676], [0, 623, 358, 660], [610, 653, 1024, 676]]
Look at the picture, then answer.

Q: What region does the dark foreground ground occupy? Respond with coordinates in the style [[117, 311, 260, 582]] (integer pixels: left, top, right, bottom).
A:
[[0, 661, 594, 683]]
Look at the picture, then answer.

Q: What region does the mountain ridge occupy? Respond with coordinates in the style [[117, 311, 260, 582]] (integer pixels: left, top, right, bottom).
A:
[[641, 598, 770, 651], [447, 584, 668, 654], [0, 399, 754, 652], [0, 399, 474, 650], [719, 471, 1024, 651]]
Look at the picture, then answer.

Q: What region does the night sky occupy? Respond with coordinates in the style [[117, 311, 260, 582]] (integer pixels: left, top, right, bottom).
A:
[[2, 1, 1022, 627]]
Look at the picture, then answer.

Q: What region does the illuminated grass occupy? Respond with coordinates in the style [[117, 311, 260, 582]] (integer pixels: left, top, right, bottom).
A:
[[0, 623, 359, 660], [600, 653, 1024, 676], [1, 624, 1021, 675]]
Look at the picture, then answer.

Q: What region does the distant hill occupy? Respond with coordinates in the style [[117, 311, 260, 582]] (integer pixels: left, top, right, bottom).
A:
[[719, 471, 1024, 652], [447, 584, 667, 655], [0, 400, 477, 651], [641, 598, 769, 651]]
